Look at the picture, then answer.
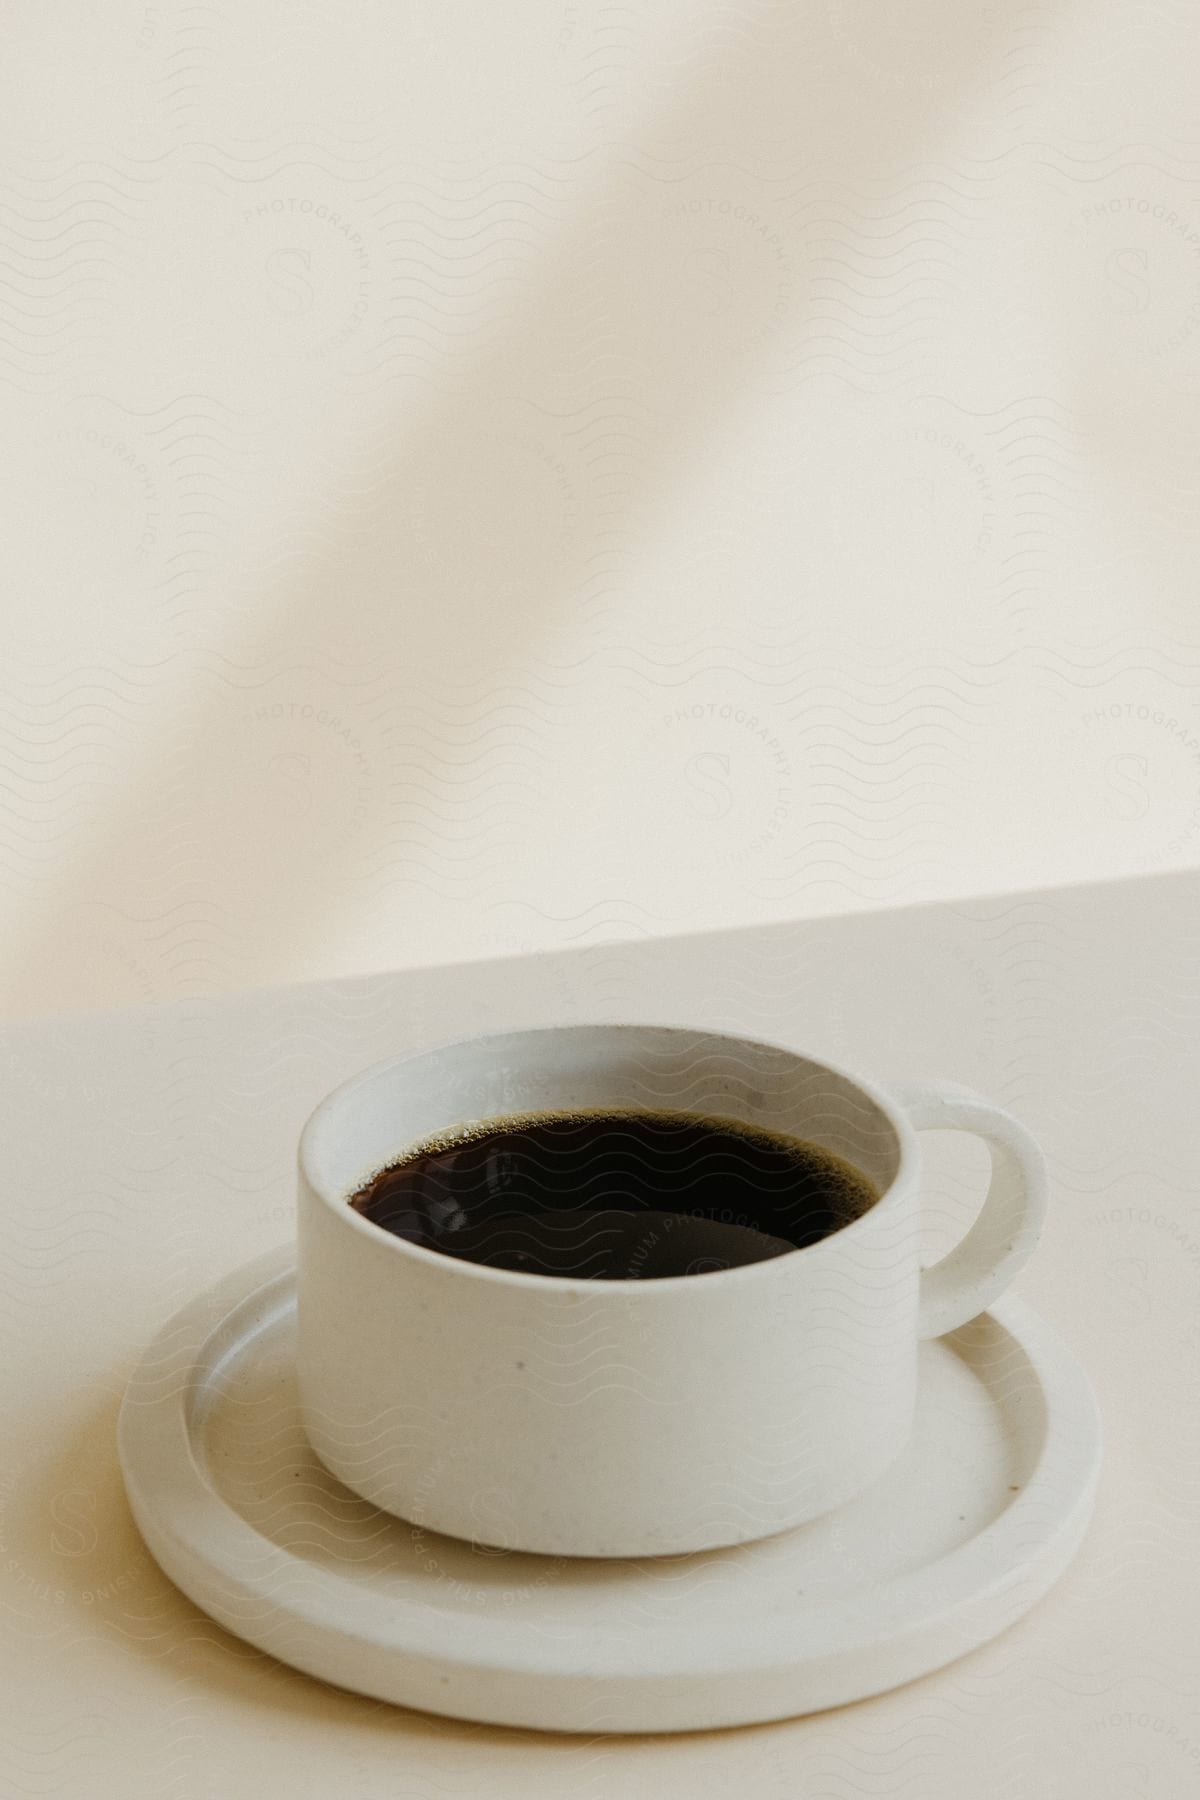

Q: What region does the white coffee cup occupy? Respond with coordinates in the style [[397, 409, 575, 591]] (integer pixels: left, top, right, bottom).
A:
[[296, 1025, 1046, 1558]]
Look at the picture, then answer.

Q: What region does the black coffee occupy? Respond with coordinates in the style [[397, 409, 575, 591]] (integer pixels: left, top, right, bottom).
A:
[[348, 1110, 879, 1280]]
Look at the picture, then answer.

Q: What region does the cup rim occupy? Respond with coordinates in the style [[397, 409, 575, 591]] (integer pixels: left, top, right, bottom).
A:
[[298, 1022, 919, 1294]]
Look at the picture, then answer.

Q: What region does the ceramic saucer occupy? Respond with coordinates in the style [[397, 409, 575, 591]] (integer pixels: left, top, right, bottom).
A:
[[118, 1248, 1101, 1733]]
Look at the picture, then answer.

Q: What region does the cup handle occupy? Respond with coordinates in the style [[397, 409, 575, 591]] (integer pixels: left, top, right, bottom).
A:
[[890, 1078, 1048, 1340]]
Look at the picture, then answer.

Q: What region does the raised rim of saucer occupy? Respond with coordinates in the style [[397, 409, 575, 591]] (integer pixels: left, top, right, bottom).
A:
[[118, 1246, 1101, 1733]]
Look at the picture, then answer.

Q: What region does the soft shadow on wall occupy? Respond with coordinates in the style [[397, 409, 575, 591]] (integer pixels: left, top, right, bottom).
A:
[[5, 0, 1036, 1017]]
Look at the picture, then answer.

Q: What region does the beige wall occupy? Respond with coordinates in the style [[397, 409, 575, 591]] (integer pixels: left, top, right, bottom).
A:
[[4, 2, 1200, 1017]]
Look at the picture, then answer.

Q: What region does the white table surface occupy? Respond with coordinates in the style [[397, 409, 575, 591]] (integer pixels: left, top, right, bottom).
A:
[[2, 871, 1197, 1796]]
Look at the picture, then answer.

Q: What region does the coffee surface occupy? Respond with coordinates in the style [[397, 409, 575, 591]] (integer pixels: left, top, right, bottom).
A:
[[348, 1109, 880, 1279]]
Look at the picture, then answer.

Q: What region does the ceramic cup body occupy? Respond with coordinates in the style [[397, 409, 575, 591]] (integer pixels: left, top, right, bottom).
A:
[[296, 1025, 1046, 1558]]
